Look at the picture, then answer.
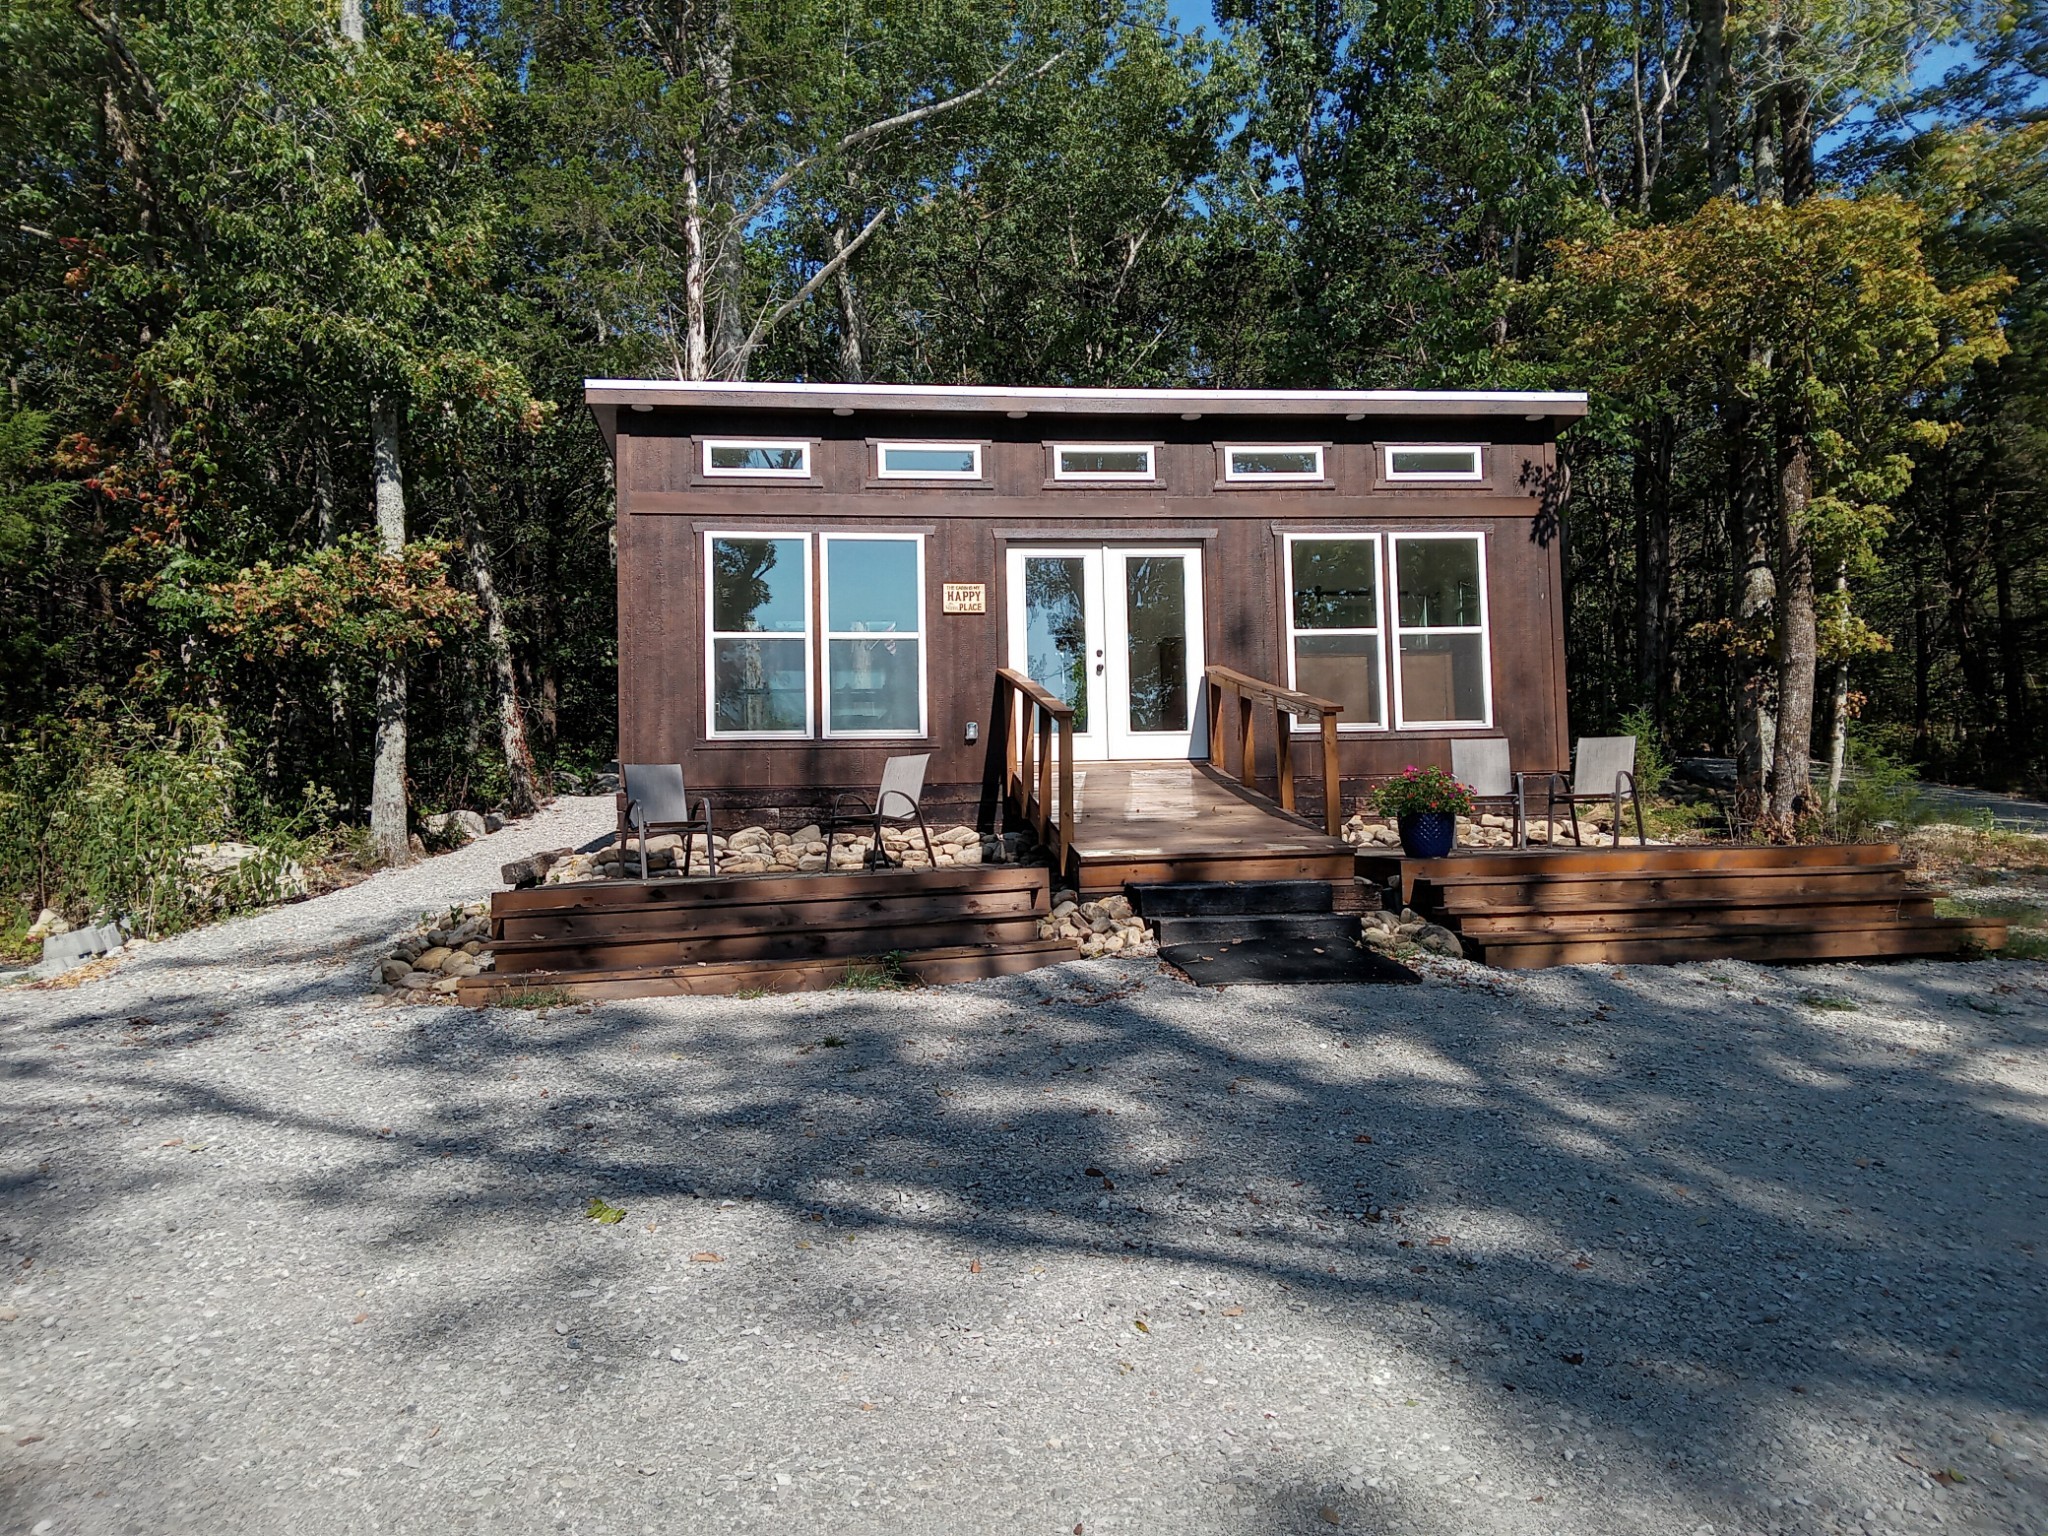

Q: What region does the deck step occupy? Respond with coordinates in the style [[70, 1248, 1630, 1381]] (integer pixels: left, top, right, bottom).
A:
[[1152, 913, 1361, 945], [1468, 918, 2004, 969], [457, 939, 1080, 1003], [1127, 880, 1337, 918]]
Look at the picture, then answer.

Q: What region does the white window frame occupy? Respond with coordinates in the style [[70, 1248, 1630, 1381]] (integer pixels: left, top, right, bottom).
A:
[[701, 438, 812, 479], [703, 530, 815, 740], [1282, 533, 1387, 732], [1383, 443, 1485, 482], [875, 441, 983, 480], [820, 532, 929, 740], [1225, 444, 1325, 483], [1389, 531, 1493, 731], [1052, 443, 1156, 482]]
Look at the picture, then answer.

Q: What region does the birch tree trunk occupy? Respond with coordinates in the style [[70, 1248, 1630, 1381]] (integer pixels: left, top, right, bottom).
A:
[[369, 403, 411, 866], [1767, 434, 1818, 835], [1825, 566, 1850, 816], [1731, 399, 1777, 824]]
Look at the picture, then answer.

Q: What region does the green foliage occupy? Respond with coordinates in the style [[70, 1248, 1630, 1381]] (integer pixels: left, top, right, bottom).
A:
[[0, 708, 309, 936], [838, 954, 912, 991], [1616, 708, 1672, 801], [199, 536, 477, 661], [1828, 733, 1932, 842]]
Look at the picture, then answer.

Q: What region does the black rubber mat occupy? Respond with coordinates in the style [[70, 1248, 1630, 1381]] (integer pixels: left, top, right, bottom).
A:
[[1157, 936, 1420, 987]]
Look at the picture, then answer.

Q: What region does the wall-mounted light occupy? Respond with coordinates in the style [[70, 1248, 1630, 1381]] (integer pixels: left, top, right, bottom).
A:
[[1006, 410, 1028, 419], [631, 403, 653, 413], [833, 407, 855, 417]]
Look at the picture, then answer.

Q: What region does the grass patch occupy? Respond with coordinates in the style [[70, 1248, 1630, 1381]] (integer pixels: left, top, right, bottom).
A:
[[732, 986, 770, 1001], [837, 953, 913, 991], [2000, 929, 2048, 960], [1934, 894, 2048, 924], [1799, 992, 1859, 1012], [493, 985, 577, 1011]]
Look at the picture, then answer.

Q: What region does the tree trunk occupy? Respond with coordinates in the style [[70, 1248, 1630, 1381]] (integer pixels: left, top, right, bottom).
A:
[[1730, 399, 1776, 822], [682, 136, 707, 380], [1766, 433, 1818, 835], [369, 402, 410, 866], [1633, 413, 1673, 718], [1825, 566, 1850, 816], [1990, 511, 2030, 784], [1699, 0, 1736, 196], [458, 473, 541, 817], [832, 218, 866, 383], [1913, 543, 1932, 761]]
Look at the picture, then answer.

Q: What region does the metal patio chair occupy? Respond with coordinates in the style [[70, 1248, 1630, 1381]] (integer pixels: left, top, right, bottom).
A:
[[1450, 737, 1527, 849], [621, 763, 717, 879], [1537, 735, 1647, 848], [822, 754, 937, 870]]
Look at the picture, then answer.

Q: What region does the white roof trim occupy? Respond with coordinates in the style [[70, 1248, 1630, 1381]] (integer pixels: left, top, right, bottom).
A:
[[584, 378, 1588, 419]]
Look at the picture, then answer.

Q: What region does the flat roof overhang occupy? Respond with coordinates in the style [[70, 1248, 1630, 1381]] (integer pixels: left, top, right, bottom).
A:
[[583, 378, 1589, 422]]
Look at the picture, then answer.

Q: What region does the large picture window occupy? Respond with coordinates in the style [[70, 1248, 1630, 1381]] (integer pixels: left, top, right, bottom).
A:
[[822, 534, 927, 737], [705, 534, 813, 737], [1392, 533, 1491, 727], [1284, 535, 1384, 728], [1281, 532, 1492, 732]]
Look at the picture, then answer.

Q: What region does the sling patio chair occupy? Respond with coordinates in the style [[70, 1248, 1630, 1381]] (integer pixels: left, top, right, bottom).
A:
[[1536, 735, 1647, 848], [621, 763, 718, 880], [821, 754, 937, 870], [1449, 737, 1528, 849]]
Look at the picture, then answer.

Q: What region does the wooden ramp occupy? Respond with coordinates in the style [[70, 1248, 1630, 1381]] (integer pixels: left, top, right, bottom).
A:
[[1068, 761, 1358, 894], [457, 865, 1075, 1003], [1354, 843, 2005, 969]]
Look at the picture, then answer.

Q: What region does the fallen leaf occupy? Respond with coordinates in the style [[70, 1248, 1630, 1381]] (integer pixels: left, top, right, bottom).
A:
[[969, 1259, 983, 1274], [351, 1312, 368, 1324], [689, 1251, 723, 1264], [1933, 1468, 1967, 1486], [1220, 1305, 1244, 1317], [1571, 1259, 1593, 1270], [17, 1435, 44, 1445], [1132, 1318, 1150, 1334], [1319, 1507, 1342, 1527], [1084, 1166, 1105, 1178], [584, 1198, 627, 1225], [1560, 1351, 1585, 1365], [1427, 1236, 1451, 1247], [859, 1401, 875, 1411], [1352, 1134, 1373, 1144]]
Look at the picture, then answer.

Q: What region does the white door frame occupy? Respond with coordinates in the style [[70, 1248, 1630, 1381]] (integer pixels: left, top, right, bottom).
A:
[[1005, 544, 1207, 762]]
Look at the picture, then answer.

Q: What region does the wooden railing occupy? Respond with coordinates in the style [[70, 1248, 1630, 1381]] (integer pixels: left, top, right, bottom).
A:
[[992, 667, 1077, 871], [1204, 664, 1345, 836]]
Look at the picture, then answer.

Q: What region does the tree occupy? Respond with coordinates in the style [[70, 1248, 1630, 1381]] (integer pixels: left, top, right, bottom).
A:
[[1538, 195, 2010, 832]]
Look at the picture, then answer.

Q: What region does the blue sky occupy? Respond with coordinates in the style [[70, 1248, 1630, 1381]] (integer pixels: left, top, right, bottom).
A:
[[1164, 0, 1212, 31]]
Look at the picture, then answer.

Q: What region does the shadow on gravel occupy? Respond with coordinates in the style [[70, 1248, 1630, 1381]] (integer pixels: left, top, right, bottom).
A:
[[6, 951, 2046, 1529]]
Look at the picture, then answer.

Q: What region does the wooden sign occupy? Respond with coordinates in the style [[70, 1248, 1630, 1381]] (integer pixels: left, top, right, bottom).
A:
[[941, 582, 986, 615]]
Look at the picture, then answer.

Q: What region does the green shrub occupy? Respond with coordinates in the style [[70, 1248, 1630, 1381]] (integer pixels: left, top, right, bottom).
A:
[[1617, 707, 1672, 801], [0, 708, 312, 938], [1828, 733, 1930, 842]]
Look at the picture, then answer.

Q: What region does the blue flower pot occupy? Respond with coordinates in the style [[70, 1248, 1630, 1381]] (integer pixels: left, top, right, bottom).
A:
[[1398, 811, 1458, 859]]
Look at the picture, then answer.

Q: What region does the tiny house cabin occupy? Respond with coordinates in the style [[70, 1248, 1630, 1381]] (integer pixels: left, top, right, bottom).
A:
[[586, 380, 1588, 823]]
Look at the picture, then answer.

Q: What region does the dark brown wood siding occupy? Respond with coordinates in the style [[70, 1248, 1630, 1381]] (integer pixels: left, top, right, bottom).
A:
[[613, 407, 1569, 817]]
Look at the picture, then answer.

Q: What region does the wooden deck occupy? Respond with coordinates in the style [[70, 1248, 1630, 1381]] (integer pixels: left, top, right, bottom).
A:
[[1067, 761, 1357, 893], [457, 864, 1076, 1003], [1355, 843, 2006, 968]]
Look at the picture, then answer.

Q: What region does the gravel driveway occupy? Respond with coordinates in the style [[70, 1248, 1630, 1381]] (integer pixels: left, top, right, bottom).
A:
[[3, 798, 2045, 1535]]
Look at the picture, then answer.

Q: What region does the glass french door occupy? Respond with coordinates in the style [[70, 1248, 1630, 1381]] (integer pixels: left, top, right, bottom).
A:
[[1005, 546, 1207, 760]]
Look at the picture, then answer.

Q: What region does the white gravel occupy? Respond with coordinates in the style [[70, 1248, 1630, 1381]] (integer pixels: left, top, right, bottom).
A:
[[2, 797, 2045, 1535]]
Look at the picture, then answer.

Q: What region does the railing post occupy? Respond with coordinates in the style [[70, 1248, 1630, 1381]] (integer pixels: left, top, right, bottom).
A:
[[1036, 705, 1053, 843], [1320, 708, 1342, 836], [1207, 674, 1224, 765], [1274, 702, 1295, 812], [1237, 688, 1256, 789], [1056, 715, 1075, 873]]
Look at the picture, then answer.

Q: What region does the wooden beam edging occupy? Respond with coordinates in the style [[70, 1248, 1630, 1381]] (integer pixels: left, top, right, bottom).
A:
[[1202, 664, 1345, 837]]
